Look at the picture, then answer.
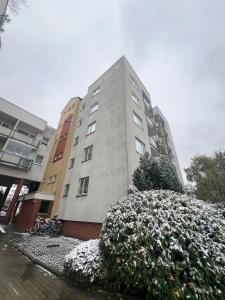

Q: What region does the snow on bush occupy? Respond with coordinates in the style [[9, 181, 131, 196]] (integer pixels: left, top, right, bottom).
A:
[[100, 190, 225, 299], [64, 239, 105, 285]]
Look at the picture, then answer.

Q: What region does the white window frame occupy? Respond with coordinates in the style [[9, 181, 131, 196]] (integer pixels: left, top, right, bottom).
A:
[[90, 103, 98, 115], [83, 145, 93, 161], [135, 138, 145, 155], [77, 119, 82, 128], [34, 155, 44, 165], [63, 184, 70, 197], [92, 86, 101, 97], [133, 112, 143, 128], [74, 136, 79, 146], [131, 92, 140, 106], [51, 175, 57, 183], [130, 75, 138, 89], [42, 137, 49, 145], [78, 177, 89, 195], [87, 121, 96, 135], [69, 158, 75, 169]]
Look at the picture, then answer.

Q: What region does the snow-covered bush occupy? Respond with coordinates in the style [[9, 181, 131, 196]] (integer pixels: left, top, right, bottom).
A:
[[64, 239, 105, 286], [100, 190, 225, 299]]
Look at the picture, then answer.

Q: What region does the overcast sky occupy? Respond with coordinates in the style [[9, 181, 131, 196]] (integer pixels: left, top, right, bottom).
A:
[[0, 0, 225, 182]]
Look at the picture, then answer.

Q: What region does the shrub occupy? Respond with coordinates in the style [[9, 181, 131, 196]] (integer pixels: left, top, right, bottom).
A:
[[64, 239, 105, 286], [100, 190, 225, 299], [133, 153, 183, 193]]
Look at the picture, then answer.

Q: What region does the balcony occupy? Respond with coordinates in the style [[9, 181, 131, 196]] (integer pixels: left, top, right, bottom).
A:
[[0, 123, 12, 137], [11, 130, 40, 147], [150, 144, 160, 157], [0, 151, 33, 169]]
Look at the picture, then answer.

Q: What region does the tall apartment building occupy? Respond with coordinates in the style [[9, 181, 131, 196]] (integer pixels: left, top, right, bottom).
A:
[[57, 56, 183, 240], [0, 97, 55, 225]]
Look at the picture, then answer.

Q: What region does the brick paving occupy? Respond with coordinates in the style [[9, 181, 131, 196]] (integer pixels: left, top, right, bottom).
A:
[[0, 236, 108, 300], [2, 225, 82, 273]]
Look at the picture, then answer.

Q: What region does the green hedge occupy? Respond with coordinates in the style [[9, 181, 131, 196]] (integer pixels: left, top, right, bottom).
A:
[[100, 190, 225, 299]]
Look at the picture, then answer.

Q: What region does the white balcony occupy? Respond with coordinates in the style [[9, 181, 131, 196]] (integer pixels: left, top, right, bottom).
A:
[[0, 151, 33, 169], [0, 124, 12, 137], [11, 131, 40, 147], [150, 137, 158, 149]]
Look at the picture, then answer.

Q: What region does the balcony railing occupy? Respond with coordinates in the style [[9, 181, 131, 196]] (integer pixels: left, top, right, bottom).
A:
[[0, 124, 12, 137], [11, 131, 40, 147], [0, 151, 33, 169]]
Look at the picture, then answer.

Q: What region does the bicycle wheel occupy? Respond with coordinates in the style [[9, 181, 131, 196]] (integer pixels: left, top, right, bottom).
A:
[[30, 222, 40, 234]]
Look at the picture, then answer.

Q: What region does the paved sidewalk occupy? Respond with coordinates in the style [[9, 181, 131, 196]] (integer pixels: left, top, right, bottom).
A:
[[0, 237, 108, 300], [1, 224, 82, 275]]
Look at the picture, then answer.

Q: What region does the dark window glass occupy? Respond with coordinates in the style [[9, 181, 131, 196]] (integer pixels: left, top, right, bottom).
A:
[[39, 201, 51, 214], [84, 145, 93, 161], [78, 177, 89, 195]]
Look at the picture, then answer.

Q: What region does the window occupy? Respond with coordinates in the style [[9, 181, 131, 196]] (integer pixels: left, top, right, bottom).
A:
[[0, 122, 10, 129], [69, 158, 75, 169], [92, 86, 101, 97], [63, 184, 70, 197], [74, 136, 79, 146], [17, 129, 29, 136], [35, 155, 44, 165], [87, 121, 96, 135], [78, 177, 89, 195], [131, 92, 140, 106], [135, 138, 145, 155], [81, 103, 85, 111], [130, 76, 138, 88], [47, 177, 51, 184], [83, 145, 93, 161], [133, 112, 143, 128], [51, 175, 57, 183], [39, 201, 51, 214], [90, 103, 98, 115], [42, 137, 49, 145], [77, 119, 82, 128]]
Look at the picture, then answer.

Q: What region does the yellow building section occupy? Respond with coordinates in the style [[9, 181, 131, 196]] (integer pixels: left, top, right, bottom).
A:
[[38, 97, 80, 217]]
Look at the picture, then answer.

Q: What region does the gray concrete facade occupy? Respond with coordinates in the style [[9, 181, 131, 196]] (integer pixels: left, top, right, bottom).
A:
[[0, 97, 55, 187], [58, 56, 183, 223]]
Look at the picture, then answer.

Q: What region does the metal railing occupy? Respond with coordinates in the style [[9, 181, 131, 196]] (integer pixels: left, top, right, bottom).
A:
[[0, 123, 40, 147], [0, 150, 33, 169]]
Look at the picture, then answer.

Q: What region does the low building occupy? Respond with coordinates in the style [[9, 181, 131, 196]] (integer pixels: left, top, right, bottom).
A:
[[0, 97, 55, 227]]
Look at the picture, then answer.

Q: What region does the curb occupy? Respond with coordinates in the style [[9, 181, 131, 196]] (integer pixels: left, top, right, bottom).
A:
[[5, 239, 62, 278]]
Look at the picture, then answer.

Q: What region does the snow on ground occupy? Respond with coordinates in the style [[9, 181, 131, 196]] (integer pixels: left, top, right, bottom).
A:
[[9, 231, 82, 273]]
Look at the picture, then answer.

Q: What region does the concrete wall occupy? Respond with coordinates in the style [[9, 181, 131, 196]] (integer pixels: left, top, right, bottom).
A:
[[123, 57, 153, 184]]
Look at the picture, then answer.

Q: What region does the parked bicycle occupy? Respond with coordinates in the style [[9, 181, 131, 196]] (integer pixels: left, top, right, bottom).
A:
[[30, 216, 63, 236]]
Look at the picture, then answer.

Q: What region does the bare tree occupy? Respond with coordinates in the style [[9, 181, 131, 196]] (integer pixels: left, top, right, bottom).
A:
[[8, 0, 28, 15]]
